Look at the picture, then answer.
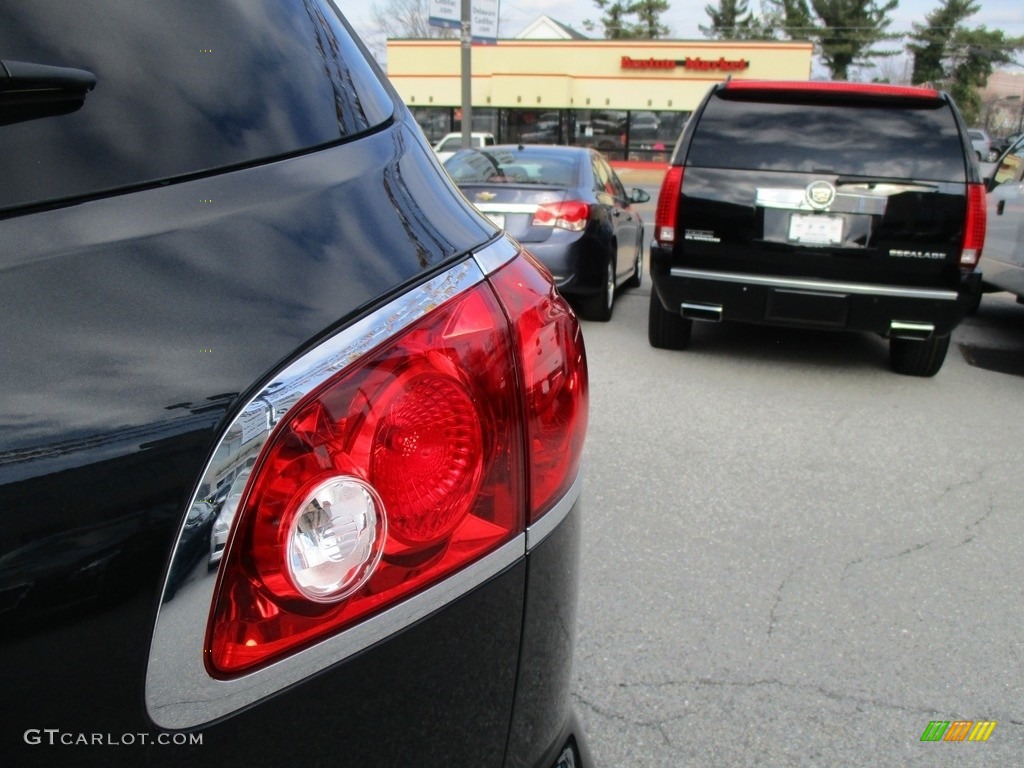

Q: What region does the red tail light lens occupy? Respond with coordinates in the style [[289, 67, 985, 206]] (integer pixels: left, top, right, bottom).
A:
[[490, 252, 589, 520], [961, 182, 987, 269], [655, 166, 684, 246], [208, 283, 524, 676], [533, 200, 590, 232], [206, 253, 587, 676]]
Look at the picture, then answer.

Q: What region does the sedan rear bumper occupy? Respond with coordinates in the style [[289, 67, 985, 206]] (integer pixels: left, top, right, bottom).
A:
[[526, 232, 606, 297]]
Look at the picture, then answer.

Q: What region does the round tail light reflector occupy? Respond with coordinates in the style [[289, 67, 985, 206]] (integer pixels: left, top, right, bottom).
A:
[[372, 373, 483, 546]]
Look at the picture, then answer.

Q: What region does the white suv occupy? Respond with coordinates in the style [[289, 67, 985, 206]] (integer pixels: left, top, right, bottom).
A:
[[981, 134, 1024, 301], [968, 128, 992, 162], [433, 131, 495, 161]]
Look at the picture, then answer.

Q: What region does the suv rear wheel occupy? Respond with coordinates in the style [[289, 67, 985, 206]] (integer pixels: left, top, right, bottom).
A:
[[648, 291, 693, 349], [889, 335, 951, 377]]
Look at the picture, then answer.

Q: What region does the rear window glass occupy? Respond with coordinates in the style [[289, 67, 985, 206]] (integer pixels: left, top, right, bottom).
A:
[[686, 92, 966, 182], [445, 150, 579, 186], [0, 0, 393, 213]]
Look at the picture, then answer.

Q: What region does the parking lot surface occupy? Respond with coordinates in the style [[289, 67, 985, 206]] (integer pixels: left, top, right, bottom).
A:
[[572, 255, 1024, 766]]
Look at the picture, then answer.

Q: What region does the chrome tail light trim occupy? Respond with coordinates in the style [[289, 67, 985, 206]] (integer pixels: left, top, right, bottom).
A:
[[146, 238, 579, 729]]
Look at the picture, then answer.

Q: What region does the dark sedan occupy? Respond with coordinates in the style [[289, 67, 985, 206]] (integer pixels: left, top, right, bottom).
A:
[[989, 132, 1022, 162], [445, 145, 649, 321], [1, 2, 591, 767]]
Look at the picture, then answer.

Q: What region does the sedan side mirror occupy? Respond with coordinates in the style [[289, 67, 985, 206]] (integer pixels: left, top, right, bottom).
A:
[[630, 188, 651, 204]]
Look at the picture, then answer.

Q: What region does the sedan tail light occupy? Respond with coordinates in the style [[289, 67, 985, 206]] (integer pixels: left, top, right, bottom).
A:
[[654, 166, 684, 246], [532, 200, 590, 232], [205, 250, 588, 676], [960, 182, 986, 269]]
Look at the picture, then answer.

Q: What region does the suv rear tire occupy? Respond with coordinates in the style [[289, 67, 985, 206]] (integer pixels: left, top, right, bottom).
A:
[[889, 334, 950, 377], [648, 291, 692, 349]]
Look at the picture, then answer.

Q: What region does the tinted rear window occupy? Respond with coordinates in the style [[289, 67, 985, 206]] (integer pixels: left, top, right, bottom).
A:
[[0, 0, 393, 212], [445, 149, 580, 186], [687, 92, 966, 182]]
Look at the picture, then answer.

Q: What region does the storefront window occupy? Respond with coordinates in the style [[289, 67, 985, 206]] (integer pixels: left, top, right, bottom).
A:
[[500, 109, 563, 145], [625, 111, 689, 161], [410, 107, 452, 144], [410, 105, 691, 161], [454, 108, 499, 137], [572, 110, 627, 159]]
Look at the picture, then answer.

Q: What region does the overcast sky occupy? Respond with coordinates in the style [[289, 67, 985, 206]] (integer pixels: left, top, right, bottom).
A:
[[336, 0, 1023, 83], [337, 0, 1024, 45]]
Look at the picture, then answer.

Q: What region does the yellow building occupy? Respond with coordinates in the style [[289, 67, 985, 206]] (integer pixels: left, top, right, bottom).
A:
[[387, 32, 813, 161]]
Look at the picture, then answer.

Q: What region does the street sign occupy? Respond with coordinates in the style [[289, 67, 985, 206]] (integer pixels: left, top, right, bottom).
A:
[[429, 0, 499, 41]]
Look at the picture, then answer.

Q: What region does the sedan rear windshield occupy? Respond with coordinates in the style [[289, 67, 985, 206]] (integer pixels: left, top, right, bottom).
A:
[[446, 150, 579, 186], [0, 0, 394, 213], [686, 92, 967, 182]]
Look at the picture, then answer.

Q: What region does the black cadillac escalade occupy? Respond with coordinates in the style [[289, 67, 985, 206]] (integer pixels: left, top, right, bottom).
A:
[[649, 80, 987, 377]]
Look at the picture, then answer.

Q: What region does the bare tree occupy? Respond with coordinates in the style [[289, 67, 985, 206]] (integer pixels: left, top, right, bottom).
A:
[[369, 0, 457, 40]]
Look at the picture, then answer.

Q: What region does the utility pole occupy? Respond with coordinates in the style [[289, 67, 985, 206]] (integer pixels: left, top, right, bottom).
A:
[[461, 0, 473, 148]]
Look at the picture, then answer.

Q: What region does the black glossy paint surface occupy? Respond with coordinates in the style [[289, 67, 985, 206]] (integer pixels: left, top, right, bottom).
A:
[[0, 115, 510, 764]]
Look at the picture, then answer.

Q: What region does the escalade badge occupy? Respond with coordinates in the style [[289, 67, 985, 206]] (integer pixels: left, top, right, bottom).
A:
[[475, 191, 497, 202], [805, 181, 836, 210]]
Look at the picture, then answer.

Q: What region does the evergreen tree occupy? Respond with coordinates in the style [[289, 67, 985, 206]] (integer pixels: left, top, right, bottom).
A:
[[589, 0, 634, 39], [701, 0, 771, 40], [631, 0, 671, 38], [907, 0, 1024, 123], [763, 0, 899, 79], [907, 0, 978, 85], [814, 0, 899, 80], [588, 0, 671, 39]]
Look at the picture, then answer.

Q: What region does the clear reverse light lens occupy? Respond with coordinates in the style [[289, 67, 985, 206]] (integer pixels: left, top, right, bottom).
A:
[[287, 477, 385, 603]]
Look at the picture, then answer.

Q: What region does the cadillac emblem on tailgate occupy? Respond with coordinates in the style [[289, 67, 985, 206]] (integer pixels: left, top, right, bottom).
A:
[[805, 180, 836, 210]]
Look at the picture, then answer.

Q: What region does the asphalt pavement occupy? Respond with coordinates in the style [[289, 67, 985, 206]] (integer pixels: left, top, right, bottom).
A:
[[573, 159, 1024, 767]]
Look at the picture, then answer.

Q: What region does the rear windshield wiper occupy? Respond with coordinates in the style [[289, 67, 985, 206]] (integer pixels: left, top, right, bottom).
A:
[[835, 175, 939, 189], [0, 59, 97, 125]]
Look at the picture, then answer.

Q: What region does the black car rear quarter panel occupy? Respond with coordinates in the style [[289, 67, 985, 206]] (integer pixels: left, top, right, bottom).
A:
[[0, 121, 524, 766]]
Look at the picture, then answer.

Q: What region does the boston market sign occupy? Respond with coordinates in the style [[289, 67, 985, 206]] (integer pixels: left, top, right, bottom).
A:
[[621, 55, 750, 71]]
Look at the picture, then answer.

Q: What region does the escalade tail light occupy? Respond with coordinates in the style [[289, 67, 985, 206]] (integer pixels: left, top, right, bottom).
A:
[[655, 166, 684, 246], [960, 182, 987, 269], [205, 250, 588, 676]]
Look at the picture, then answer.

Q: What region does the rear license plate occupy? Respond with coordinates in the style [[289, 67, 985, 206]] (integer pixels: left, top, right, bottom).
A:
[[485, 213, 505, 230], [789, 213, 843, 245]]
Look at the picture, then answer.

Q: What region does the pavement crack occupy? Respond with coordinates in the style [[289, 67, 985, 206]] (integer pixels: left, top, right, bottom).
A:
[[572, 692, 674, 743], [767, 566, 799, 637], [841, 542, 933, 585], [610, 677, 948, 718]]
